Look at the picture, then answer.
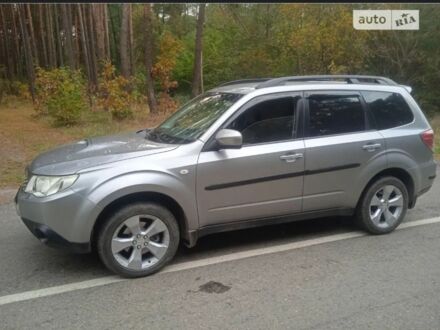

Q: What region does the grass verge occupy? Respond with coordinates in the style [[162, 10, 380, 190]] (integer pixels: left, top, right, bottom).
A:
[[0, 97, 168, 189]]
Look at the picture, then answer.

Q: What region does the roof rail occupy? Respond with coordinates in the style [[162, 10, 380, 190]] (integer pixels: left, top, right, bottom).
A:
[[255, 75, 398, 89], [219, 78, 272, 87]]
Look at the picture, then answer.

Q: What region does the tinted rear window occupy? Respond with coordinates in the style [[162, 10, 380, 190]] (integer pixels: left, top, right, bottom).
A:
[[307, 93, 365, 137], [362, 91, 414, 130]]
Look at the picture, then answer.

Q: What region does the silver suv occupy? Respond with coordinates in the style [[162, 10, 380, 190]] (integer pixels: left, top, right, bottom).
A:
[[15, 75, 437, 277]]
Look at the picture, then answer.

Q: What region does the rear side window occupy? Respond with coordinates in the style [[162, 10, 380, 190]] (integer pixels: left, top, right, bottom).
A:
[[362, 91, 414, 130], [307, 93, 365, 137]]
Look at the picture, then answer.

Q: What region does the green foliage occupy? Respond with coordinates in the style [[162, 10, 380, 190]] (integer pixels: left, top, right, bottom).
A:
[[35, 67, 88, 126], [172, 39, 194, 92], [153, 31, 183, 92], [97, 62, 133, 120], [151, 32, 184, 113], [13, 81, 32, 100], [277, 5, 366, 74], [6, 3, 440, 117], [0, 79, 31, 101]]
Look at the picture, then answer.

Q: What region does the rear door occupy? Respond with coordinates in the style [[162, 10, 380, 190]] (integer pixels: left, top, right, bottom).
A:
[[196, 92, 305, 227], [302, 90, 386, 211]]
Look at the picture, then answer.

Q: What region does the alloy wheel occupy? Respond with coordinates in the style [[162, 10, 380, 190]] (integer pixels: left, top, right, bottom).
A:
[[369, 185, 404, 229], [111, 215, 170, 271]]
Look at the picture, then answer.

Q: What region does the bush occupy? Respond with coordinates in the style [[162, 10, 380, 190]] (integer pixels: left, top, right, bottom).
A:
[[157, 92, 180, 113], [0, 79, 30, 102], [0, 78, 5, 104], [97, 62, 133, 120], [152, 32, 182, 93], [35, 67, 88, 126]]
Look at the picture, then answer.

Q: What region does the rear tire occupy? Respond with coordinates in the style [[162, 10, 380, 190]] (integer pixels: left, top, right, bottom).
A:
[[97, 202, 180, 278], [356, 176, 408, 234]]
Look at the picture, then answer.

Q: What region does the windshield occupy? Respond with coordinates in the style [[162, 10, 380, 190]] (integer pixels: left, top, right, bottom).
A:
[[147, 92, 242, 144]]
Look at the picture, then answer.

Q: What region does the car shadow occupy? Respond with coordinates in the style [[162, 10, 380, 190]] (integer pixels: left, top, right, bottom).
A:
[[57, 216, 356, 273], [61, 216, 357, 271], [174, 216, 357, 262]]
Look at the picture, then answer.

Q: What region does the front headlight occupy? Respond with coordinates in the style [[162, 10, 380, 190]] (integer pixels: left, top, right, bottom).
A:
[[24, 175, 78, 197]]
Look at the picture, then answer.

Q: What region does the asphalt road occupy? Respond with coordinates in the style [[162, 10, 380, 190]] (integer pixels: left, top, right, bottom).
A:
[[0, 168, 439, 329]]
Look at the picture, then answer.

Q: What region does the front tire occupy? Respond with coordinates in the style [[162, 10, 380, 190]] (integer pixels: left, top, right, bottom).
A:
[[356, 176, 408, 234], [97, 202, 180, 278]]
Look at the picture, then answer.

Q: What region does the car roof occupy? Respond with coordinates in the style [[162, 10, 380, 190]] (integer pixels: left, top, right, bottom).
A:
[[208, 75, 412, 95], [208, 82, 262, 94]]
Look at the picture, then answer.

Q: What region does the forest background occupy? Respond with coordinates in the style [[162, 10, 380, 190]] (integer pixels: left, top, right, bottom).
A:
[[0, 3, 439, 191]]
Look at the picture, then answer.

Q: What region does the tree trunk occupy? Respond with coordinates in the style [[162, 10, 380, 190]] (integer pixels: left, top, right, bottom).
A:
[[61, 4, 75, 69], [0, 7, 7, 80], [129, 4, 134, 76], [0, 5, 14, 79], [109, 5, 118, 65], [46, 4, 56, 68], [120, 4, 131, 78], [38, 4, 48, 68], [77, 4, 92, 87], [93, 4, 106, 64], [191, 4, 206, 98], [143, 3, 157, 113], [17, 4, 35, 101], [86, 5, 98, 87], [74, 10, 81, 69], [104, 4, 110, 60], [54, 5, 64, 67], [11, 5, 22, 77], [26, 4, 39, 66]]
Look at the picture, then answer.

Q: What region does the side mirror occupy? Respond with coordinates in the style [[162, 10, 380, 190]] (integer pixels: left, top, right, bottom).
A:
[[215, 129, 242, 149]]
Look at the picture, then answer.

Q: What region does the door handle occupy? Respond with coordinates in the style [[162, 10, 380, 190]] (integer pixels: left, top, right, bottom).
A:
[[362, 143, 382, 152], [280, 153, 303, 162]]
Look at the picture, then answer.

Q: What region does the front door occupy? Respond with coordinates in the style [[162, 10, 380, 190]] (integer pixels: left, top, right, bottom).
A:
[[196, 93, 305, 227]]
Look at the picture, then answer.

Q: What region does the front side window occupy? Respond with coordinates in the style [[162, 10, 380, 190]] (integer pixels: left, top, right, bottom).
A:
[[227, 95, 300, 145], [361, 91, 414, 130], [149, 92, 242, 144], [307, 93, 365, 137]]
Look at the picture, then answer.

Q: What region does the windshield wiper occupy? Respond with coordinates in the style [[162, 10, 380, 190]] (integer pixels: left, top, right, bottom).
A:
[[146, 129, 163, 143], [147, 128, 196, 144], [156, 131, 181, 144]]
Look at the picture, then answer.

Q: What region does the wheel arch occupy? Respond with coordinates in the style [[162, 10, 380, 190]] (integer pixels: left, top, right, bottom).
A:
[[358, 167, 416, 209], [91, 191, 192, 250]]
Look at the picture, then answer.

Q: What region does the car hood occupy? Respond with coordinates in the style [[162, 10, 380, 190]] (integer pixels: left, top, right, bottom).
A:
[[28, 130, 178, 176]]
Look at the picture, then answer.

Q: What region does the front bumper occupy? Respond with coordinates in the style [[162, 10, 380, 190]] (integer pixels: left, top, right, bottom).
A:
[[15, 187, 95, 253], [21, 217, 90, 253]]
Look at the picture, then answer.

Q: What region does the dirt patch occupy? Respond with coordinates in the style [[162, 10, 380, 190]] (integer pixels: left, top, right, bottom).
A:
[[0, 188, 17, 205], [198, 281, 231, 294]]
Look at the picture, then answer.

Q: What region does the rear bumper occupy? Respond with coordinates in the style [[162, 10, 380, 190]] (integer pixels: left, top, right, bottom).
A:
[[409, 161, 437, 208], [418, 161, 437, 195], [21, 217, 90, 253]]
